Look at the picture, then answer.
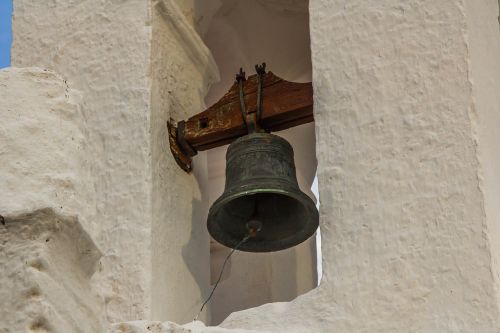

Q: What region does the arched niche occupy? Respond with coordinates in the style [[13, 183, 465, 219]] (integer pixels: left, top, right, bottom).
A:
[[191, 0, 320, 325]]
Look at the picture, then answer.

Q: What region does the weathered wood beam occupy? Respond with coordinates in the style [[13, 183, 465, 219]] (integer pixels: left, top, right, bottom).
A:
[[168, 71, 314, 172]]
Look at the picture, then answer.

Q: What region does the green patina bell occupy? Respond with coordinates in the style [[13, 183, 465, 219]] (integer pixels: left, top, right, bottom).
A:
[[208, 64, 318, 252], [207, 132, 319, 252]]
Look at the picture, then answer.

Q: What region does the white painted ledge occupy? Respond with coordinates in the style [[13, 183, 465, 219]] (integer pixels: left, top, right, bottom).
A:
[[108, 320, 275, 333]]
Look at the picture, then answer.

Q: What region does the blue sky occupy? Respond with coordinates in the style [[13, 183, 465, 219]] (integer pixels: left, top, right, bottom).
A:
[[0, 0, 12, 68]]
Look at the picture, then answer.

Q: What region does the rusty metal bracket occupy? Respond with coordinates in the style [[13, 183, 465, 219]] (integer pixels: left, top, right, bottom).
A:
[[167, 120, 193, 172], [168, 67, 314, 172]]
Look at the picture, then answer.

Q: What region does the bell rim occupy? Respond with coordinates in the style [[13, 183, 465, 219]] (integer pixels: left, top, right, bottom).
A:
[[207, 186, 319, 252]]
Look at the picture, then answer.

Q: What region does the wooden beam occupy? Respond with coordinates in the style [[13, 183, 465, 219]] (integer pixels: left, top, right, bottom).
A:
[[168, 71, 314, 172]]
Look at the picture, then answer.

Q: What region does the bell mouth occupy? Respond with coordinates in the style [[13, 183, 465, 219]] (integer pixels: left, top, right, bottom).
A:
[[207, 187, 319, 252]]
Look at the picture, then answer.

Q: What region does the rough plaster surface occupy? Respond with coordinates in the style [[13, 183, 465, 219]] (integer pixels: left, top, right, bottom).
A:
[[108, 320, 270, 333], [12, 0, 217, 323], [217, 0, 500, 332], [12, 0, 153, 321], [150, 0, 219, 323], [0, 208, 104, 333], [0, 68, 105, 331], [465, 0, 500, 315], [7, 0, 500, 332], [0, 67, 94, 226]]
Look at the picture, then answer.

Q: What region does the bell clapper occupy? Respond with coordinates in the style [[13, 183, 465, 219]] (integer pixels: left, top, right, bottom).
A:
[[245, 194, 263, 237], [246, 219, 263, 237]]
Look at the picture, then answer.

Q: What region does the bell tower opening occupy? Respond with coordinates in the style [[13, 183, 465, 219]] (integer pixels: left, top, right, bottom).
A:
[[192, 0, 319, 325]]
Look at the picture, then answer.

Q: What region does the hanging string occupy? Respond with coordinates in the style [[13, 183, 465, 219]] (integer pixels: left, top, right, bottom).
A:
[[193, 233, 252, 322]]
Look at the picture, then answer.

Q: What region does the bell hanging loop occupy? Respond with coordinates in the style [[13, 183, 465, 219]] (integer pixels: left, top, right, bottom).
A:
[[236, 63, 267, 134], [255, 62, 266, 126], [235, 68, 248, 130]]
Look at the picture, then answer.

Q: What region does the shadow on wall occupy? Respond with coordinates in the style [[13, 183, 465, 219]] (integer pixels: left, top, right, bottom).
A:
[[181, 197, 209, 320]]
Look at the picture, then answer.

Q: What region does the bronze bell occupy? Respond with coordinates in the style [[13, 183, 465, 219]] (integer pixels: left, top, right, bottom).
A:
[[207, 64, 319, 252], [207, 132, 319, 252]]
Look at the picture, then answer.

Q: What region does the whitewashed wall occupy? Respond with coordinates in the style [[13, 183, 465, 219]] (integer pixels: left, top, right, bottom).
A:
[[10, 0, 217, 324], [11, 0, 153, 322], [0, 67, 104, 333], [107, 0, 500, 331], [4, 0, 500, 332], [466, 0, 500, 316], [150, 0, 218, 323], [219, 0, 500, 332]]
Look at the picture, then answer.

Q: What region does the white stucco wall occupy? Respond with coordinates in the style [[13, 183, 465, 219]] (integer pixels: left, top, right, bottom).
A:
[[11, 0, 153, 321], [0, 67, 105, 332], [10, 0, 217, 324], [109, 320, 267, 333], [150, 0, 218, 323], [218, 0, 500, 332], [465, 0, 500, 314], [105, 0, 500, 331], [5, 0, 500, 332], [0, 67, 93, 221]]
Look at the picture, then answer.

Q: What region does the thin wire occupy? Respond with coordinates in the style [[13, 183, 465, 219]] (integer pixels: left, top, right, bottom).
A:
[[193, 234, 252, 322]]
